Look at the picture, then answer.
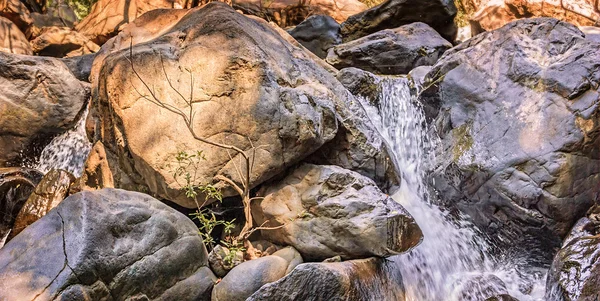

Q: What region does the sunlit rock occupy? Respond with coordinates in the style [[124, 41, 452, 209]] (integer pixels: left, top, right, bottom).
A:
[[31, 27, 100, 57], [0, 16, 31, 54]]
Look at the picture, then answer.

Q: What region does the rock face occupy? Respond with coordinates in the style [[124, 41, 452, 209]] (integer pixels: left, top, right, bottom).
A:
[[467, 0, 600, 34], [340, 0, 458, 42], [335, 67, 381, 103], [201, 0, 367, 27], [451, 274, 514, 301], [212, 247, 303, 301], [8, 169, 74, 240], [92, 3, 390, 208], [0, 52, 89, 166], [546, 209, 600, 301], [253, 164, 422, 261], [326, 22, 451, 75], [424, 18, 600, 256], [0, 167, 42, 247], [0, 16, 32, 55], [287, 15, 341, 59], [75, 0, 190, 45], [0, 0, 33, 34], [247, 257, 406, 300], [0, 188, 216, 300], [31, 27, 100, 57]]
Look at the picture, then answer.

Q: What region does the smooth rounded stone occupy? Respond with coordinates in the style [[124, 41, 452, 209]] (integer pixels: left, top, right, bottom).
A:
[[327, 22, 452, 75], [287, 15, 341, 59], [0, 52, 90, 166], [247, 257, 406, 301], [340, 0, 458, 42], [0, 167, 43, 247], [451, 274, 511, 301], [423, 18, 600, 258], [0, 0, 33, 33], [31, 27, 100, 57], [73, 141, 114, 192], [208, 245, 244, 277], [211, 247, 302, 301], [336, 67, 381, 103], [61, 53, 96, 82], [0, 16, 31, 55], [8, 169, 74, 240], [546, 212, 600, 301], [253, 163, 422, 261], [0, 188, 215, 300], [93, 3, 393, 207]]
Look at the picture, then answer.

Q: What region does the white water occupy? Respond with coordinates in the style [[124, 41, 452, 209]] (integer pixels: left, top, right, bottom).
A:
[[36, 107, 92, 177], [370, 78, 547, 301]]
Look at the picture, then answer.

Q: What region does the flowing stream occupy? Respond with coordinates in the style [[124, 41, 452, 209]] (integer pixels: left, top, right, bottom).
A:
[[370, 77, 547, 301]]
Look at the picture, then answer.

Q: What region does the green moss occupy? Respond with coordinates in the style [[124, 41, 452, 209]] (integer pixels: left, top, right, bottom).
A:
[[452, 123, 473, 163]]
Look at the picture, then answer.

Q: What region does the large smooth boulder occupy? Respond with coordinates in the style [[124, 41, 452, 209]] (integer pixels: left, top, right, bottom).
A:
[[288, 15, 341, 59], [340, 0, 457, 42], [0, 188, 216, 300], [0, 16, 31, 55], [212, 247, 302, 301], [253, 164, 422, 261], [31, 27, 100, 57], [0, 52, 89, 166], [93, 3, 389, 207], [0, 167, 42, 247], [0, 0, 33, 34], [248, 257, 406, 300], [75, 0, 191, 45], [326, 22, 451, 75], [424, 18, 600, 256]]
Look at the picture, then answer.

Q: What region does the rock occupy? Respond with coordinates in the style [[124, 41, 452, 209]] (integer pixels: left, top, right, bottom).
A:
[[287, 15, 341, 59], [253, 164, 422, 261], [61, 53, 96, 82], [75, 0, 191, 45], [546, 212, 600, 301], [451, 274, 511, 301], [0, 16, 31, 55], [92, 3, 379, 208], [26, 12, 74, 39], [200, 0, 367, 27], [0, 52, 89, 166], [0, 188, 216, 300], [582, 25, 600, 43], [247, 257, 406, 300], [340, 0, 458, 43], [335, 67, 381, 103], [8, 169, 75, 240], [0, 0, 33, 33], [423, 18, 600, 258], [208, 245, 244, 277], [327, 22, 452, 75], [0, 167, 42, 247], [74, 141, 114, 191], [469, 0, 600, 34], [212, 247, 302, 301], [31, 27, 100, 57], [486, 295, 519, 301]]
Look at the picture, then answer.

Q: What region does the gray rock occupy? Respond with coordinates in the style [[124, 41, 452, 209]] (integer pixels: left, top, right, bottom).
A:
[[208, 245, 244, 277], [212, 247, 302, 301], [247, 257, 406, 301], [340, 0, 458, 42], [423, 18, 600, 258], [335, 67, 381, 104], [287, 15, 341, 59], [0, 188, 216, 300], [61, 53, 96, 82], [253, 164, 422, 261], [0, 167, 42, 247], [452, 274, 511, 301], [0, 52, 89, 166], [327, 22, 452, 75], [581, 26, 600, 43]]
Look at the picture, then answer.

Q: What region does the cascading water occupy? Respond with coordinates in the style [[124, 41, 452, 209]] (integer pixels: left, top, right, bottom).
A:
[[368, 77, 547, 301], [36, 107, 92, 177]]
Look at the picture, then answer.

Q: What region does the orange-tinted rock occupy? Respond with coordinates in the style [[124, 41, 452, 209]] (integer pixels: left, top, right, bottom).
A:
[[0, 16, 31, 54], [0, 0, 33, 33], [75, 141, 114, 191], [31, 26, 100, 57]]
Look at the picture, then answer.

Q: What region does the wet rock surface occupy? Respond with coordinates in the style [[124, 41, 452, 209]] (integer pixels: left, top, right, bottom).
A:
[[287, 15, 341, 59]]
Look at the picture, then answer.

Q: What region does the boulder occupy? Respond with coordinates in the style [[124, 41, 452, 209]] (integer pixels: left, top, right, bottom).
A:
[[31, 27, 100, 57], [26, 12, 75, 39], [0, 188, 216, 300], [451, 274, 513, 301], [212, 247, 303, 301], [335, 67, 381, 103], [74, 141, 115, 191], [207, 244, 244, 277], [0, 167, 42, 247], [0, 52, 89, 166], [0, 0, 33, 33], [467, 0, 600, 34], [200, 0, 368, 27], [0, 16, 31, 54], [253, 164, 422, 261], [247, 257, 406, 300], [340, 0, 458, 42], [61, 53, 96, 82], [326, 22, 452, 75], [287, 15, 341, 59], [423, 18, 600, 257], [75, 0, 191, 45], [8, 169, 75, 240], [582, 25, 600, 43], [93, 3, 390, 207]]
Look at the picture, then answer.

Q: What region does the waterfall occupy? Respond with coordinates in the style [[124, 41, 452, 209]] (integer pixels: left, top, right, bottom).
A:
[[369, 77, 547, 301], [36, 107, 92, 177]]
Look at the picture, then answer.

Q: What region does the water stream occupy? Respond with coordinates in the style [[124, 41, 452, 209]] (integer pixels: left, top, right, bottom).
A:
[[370, 77, 547, 301]]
